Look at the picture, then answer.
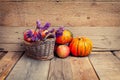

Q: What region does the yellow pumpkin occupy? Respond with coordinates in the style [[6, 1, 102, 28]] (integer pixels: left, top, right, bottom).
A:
[[69, 37, 93, 57]]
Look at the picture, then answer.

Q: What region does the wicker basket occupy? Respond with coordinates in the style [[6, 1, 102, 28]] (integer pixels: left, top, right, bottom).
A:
[[24, 33, 55, 60]]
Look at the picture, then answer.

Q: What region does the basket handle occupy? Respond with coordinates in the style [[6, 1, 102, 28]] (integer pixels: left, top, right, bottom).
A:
[[43, 33, 55, 40]]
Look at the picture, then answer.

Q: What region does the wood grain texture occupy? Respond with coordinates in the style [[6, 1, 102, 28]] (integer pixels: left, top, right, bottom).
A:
[[89, 52, 120, 80], [6, 53, 50, 80], [69, 57, 98, 80], [0, 51, 7, 59], [0, 2, 120, 27], [48, 57, 72, 80], [48, 57, 98, 80], [0, 51, 23, 80], [0, 0, 120, 2], [0, 44, 24, 51], [0, 27, 120, 51]]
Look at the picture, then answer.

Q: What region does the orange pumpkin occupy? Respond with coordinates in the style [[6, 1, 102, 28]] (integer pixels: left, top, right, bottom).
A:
[[56, 30, 73, 44], [69, 37, 93, 57]]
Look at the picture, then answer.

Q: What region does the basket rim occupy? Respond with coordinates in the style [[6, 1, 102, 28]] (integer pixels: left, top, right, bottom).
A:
[[24, 37, 55, 44]]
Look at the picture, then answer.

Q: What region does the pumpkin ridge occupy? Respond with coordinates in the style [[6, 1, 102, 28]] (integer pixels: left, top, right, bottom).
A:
[[88, 42, 92, 52], [78, 38, 83, 56], [79, 38, 82, 56], [86, 38, 93, 47], [88, 42, 91, 56], [74, 40, 79, 56], [85, 38, 92, 56], [81, 38, 85, 56], [70, 40, 74, 55], [83, 40, 86, 56], [71, 40, 78, 56], [86, 40, 93, 51], [76, 38, 80, 56], [84, 41, 90, 56], [78, 39, 81, 56]]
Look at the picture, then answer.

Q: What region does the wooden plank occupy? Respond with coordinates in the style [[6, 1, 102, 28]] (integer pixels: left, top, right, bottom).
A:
[[89, 52, 120, 80], [0, 44, 24, 51], [0, 27, 119, 37], [6, 53, 50, 80], [0, 27, 120, 51], [1, 34, 120, 51], [0, 2, 120, 27], [0, 51, 23, 80], [0, 51, 7, 59], [113, 51, 120, 59], [1, 43, 119, 52], [69, 56, 98, 80], [92, 36, 120, 51], [48, 57, 98, 80], [0, 0, 120, 2], [48, 57, 72, 80]]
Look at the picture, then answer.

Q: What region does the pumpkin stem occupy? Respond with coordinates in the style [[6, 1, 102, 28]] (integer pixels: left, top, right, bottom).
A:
[[78, 37, 81, 40], [81, 37, 86, 41]]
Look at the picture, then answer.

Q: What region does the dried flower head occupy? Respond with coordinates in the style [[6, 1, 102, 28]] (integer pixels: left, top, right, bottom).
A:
[[56, 27, 64, 37], [42, 22, 51, 31], [36, 20, 42, 29]]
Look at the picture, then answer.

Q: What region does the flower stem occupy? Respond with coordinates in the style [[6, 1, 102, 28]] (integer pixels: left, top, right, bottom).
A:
[[34, 27, 37, 35]]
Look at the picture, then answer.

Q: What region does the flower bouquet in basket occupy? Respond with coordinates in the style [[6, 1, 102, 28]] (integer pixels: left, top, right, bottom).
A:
[[24, 21, 56, 60]]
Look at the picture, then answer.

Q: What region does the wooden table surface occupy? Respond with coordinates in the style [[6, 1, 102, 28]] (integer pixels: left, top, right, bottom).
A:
[[0, 27, 120, 80]]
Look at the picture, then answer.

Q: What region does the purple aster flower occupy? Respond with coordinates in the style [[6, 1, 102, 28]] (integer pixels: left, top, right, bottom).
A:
[[37, 31, 43, 40], [55, 27, 64, 37], [31, 35, 39, 42], [42, 22, 51, 30], [26, 30, 33, 38], [56, 30, 63, 37], [58, 26, 64, 31], [49, 28, 55, 33], [31, 36, 35, 41]]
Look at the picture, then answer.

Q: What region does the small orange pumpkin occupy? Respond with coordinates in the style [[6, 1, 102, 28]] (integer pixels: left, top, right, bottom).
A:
[[69, 37, 93, 57], [56, 30, 73, 44]]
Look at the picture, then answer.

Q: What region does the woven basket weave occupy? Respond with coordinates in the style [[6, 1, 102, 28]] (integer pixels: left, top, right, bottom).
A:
[[24, 33, 55, 60]]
